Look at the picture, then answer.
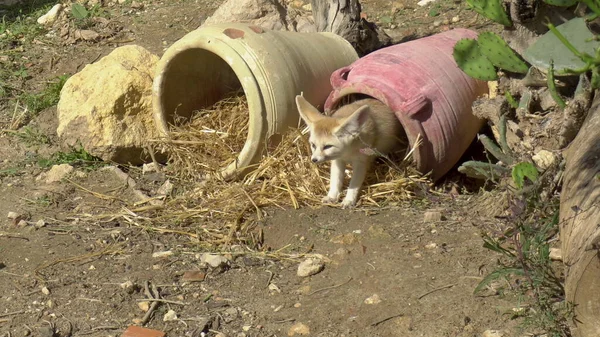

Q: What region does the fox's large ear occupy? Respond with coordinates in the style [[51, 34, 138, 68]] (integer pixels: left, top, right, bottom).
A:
[[335, 105, 370, 137], [295, 95, 323, 125]]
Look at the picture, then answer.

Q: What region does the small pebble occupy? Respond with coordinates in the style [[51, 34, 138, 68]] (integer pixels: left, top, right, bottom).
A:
[[200, 253, 229, 268], [287, 322, 310, 336], [364, 294, 382, 304], [425, 242, 438, 249], [152, 250, 173, 258], [163, 309, 178, 321], [41, 287, 50, 295], [297, 258, 324, 277], [452, 15, 460, 23], [549, 248, 562, 261], [433, 20, 442, 27], [138, 301, 150, 312], [482, 330, 504, 337]]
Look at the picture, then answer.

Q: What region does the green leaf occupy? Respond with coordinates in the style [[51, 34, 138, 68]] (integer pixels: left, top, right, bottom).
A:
[[474, 267, 525, 294], [478, 32, 530, 73], [466, 0, 512, 27], [71, 3, 89, 20], [523, 18, 600, 72], [453, 38, 498, 81], [512, 162, 539, 189]]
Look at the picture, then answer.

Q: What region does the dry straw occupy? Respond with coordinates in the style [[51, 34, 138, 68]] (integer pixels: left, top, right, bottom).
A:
[[139, 95, 430, 248]]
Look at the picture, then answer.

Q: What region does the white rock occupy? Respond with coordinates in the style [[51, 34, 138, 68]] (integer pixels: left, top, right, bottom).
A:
[[156, 180, 173, 196], [200, 253, 229, 268], [138, 301, 150, 312], [364, 294, 382, 304], [297, 258, 324, 277], [152, 250, 173, 258], [268, 283, 281, 293], [142, 162, 158, 174], [287, 322, 310, 336], [417, 0, 437, 6], [482, 330, 504, 337], [37, 4, 63, 26], [163, 309, 178, 321], [7, 212, 19, 219], [35, 220, 46, 228], [37, 164, 74, 184], [41, 287, 50, 295], [425, 242, 438, 249], [532, 150, 558, 171], [549, 248, 562, 261], [451, 15, 460, 23]]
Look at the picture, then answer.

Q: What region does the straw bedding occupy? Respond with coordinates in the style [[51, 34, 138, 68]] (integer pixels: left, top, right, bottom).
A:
[[140, 94, 429, 248]]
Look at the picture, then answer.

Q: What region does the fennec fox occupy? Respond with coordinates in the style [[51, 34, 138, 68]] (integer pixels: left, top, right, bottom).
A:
[[295, 95, 404, 209]]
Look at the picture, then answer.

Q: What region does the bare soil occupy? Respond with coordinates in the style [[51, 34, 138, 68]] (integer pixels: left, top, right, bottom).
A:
[[1, 1, 527, 336]]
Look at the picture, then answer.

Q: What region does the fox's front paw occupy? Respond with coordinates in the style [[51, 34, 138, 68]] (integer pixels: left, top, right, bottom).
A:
[[321, 195, 339, 204], [341, 198, 357, 209]]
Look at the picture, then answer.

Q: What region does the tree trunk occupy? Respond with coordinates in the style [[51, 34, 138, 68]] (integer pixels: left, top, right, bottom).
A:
[[560, 92, 600, 337], [310, 0, 391, 56]]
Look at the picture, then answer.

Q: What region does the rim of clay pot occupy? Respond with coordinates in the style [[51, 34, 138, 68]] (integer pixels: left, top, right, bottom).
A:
[[152, 30, 265, 180]]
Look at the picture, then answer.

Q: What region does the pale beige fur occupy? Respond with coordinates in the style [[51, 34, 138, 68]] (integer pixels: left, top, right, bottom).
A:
[[295, 95, 403, 208]]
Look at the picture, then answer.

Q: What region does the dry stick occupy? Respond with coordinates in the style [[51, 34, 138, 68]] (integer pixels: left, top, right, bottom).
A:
[[307, 277, 353, 296], [140, 281, 161, 326], [417, 284, 456, 300], [0, 310, 24, 318], [65, 179, 125, 202], [241, 188, 262, 220], [136, 298, 187, 306], [146, 144, 162, 172], [370, 313, 404, 327], [77, 326, 120, 336]]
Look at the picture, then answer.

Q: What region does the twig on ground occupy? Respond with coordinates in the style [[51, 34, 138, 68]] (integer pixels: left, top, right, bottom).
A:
[[370, 313, 404, 327], [140, 281, 161, 326], [307, 277, 353, 296], [136, 298, 187, 306], [417, 283, 456, 299], [0, 310, 25, 318]]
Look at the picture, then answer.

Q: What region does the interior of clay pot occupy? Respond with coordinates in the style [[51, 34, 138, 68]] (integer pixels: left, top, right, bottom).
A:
[[158, 48, 242, 127]]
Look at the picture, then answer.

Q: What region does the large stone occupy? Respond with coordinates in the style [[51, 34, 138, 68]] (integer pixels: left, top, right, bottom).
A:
[[56, 45, 160, 165], [202, 0, 316, 32]]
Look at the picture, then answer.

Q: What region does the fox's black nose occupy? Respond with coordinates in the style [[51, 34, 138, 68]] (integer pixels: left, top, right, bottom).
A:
[[312, 158, 317, 163]]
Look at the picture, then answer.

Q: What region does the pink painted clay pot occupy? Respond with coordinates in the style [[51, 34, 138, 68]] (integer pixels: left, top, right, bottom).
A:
[[324, 29, 489, 181]]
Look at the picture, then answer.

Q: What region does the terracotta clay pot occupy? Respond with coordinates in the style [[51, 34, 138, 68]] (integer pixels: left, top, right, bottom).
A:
[[152, 22, 358, 179], [324, 28, 489, 181]]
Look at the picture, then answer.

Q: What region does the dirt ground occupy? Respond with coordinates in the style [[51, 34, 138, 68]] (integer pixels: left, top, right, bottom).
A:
[[0, 0, 531, 336]]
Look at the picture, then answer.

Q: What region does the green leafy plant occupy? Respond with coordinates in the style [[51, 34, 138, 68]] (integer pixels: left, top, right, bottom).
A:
[[478, 32, 530, 73], [512, 162, 539, 189], [476, 203, 572, 336], [71, 3, 89, 20], [466, 0, 512, 27], [21, 74, 69, 115], [38, 145, 105, 170], [6, 126, 51, 146], [454, 32, 529, 80], [453, 38, 499, 80]]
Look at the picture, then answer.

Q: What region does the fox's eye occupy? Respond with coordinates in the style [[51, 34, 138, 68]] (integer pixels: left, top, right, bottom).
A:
[[310, 142, 316, 149], [323, 144, 334, 150]]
